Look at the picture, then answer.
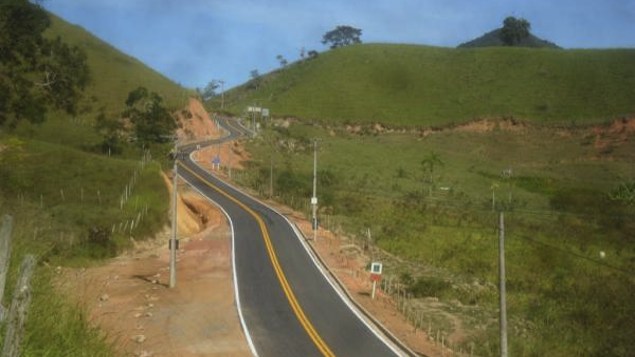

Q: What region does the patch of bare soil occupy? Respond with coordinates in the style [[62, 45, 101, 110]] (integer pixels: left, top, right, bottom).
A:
[[175, 98, 222, 144], [192, 140, 250, 172], [56, 99, 251, 357], [591, 117, 635, 154], [56, 179, 250, 357]]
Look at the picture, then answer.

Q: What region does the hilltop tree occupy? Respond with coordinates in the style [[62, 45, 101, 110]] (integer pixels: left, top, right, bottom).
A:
[[123, 87, 176, 146], [500, 16, 531, 46], [248, 69, 262, 90], [276, 54, 288, 67], [201, 80, 220, 101], [321, 25, 362, 49], [0, 0, 90, 127]]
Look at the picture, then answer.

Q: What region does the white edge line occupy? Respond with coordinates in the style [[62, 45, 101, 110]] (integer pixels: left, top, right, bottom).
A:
[[280, 211, 406, 357], [185, 150, 407, 357], [181, 152, 260, 357]]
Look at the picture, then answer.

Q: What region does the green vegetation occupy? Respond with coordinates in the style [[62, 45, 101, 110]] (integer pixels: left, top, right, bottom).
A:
[[234, 119, 635, 356], [1, 5, 186, 354], [321, 25, 363, 49], [459, 16, 560, 49], [122, 86, 177, 146], [458, 28, 560, 49], [46, 14, 187, 117], [217, 44, 634, 126], [0, 0, 89, 126]]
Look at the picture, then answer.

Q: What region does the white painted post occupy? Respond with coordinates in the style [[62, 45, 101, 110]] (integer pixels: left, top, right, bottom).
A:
[[371, 280, 377, 300]]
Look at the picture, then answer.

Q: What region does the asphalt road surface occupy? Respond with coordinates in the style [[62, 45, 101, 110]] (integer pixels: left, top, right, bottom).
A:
[[178, 118, 406, 357]]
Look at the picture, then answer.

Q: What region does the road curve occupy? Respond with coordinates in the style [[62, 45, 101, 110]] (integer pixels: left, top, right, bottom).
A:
[[178, 118, 407, 357]]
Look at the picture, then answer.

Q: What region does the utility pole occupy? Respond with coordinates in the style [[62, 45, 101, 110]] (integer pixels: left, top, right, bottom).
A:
[[270, 154, 274, 198], [219, 80, 225, 110], [499, 211, 508, 357], [169, 139, 179, 288], [311, 139, 318, 241], [251, 105, 256, 133]]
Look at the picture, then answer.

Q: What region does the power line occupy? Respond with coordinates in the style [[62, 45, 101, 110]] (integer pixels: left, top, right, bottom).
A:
[[510, 232, 634, 276]]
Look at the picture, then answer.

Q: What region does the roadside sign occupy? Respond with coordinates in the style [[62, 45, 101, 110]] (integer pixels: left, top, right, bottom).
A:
[[370, 262, 383, 275], [370, 262, 383, 299]]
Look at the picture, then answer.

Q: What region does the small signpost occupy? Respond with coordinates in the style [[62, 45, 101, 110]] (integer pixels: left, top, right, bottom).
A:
[[370, 262, 383, 299], [212, 155, 221, 170]]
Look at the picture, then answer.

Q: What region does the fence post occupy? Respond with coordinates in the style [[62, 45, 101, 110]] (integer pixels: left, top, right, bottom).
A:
[[0, 215, 13, 323], [1, 255, 36, 357]]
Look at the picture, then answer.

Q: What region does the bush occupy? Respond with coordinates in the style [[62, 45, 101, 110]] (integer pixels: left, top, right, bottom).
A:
[[407, 276, 451, 298]]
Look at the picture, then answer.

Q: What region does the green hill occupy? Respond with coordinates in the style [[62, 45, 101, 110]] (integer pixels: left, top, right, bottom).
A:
[[46, 14, 187, 114], [458, 28, 560, 49], [219, 44, 635, 127], [1, 10, 185, 356]]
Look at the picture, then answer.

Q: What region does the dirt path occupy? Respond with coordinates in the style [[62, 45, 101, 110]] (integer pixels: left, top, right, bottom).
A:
[[56, 98, 450, 356]]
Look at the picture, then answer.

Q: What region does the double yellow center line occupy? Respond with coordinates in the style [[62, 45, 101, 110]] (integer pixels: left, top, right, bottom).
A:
[[179, 163, 336, 357]]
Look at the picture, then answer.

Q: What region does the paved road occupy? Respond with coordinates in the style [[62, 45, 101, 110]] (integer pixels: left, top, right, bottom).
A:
[[178, 118, 406, 357]]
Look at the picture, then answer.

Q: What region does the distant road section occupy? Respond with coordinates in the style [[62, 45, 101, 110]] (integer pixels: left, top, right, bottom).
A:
[[178, 118, 406, 356]]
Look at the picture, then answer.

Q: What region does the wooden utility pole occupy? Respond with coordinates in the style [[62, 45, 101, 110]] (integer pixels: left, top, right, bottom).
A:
[[169, 140, 179, 288], [311, 139, 318, 241], [219, 80, 225, 110]]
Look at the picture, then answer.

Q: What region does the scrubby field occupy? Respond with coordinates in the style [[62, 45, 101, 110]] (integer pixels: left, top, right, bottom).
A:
[[235, 117, 635, 356]]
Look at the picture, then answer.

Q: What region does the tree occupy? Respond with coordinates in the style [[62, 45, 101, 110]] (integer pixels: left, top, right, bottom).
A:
[[500, 16, 531, 46], [307, 50, 319, 59], [122, 87, 176, 146], [201, 80, 220, 101], [95, 110, 124, 155], [276, 54, 288, 67], [321, 25, 362, 49], [248, 69, 261, 90], [0, 0, 90, 127], [421, 151, 444, 196]]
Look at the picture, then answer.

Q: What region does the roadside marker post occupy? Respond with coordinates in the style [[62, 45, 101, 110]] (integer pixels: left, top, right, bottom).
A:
[[370, 262, 383, 299]]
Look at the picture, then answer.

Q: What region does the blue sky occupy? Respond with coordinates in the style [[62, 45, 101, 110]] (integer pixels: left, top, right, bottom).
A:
[[43, 0, 635, 90]]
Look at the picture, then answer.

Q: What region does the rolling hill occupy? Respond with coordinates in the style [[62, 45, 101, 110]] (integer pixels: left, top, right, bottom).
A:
[[457, 28, 560, 49], [218, 43, 635, 127]]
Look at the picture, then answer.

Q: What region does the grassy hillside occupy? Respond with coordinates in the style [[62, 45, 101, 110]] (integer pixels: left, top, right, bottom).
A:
[[219, 44, 635, 127], [48, 14, 188, 114], [457, 28, 560, 48], [234, 118, 635, 356], [1, 13, 186, 356]]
